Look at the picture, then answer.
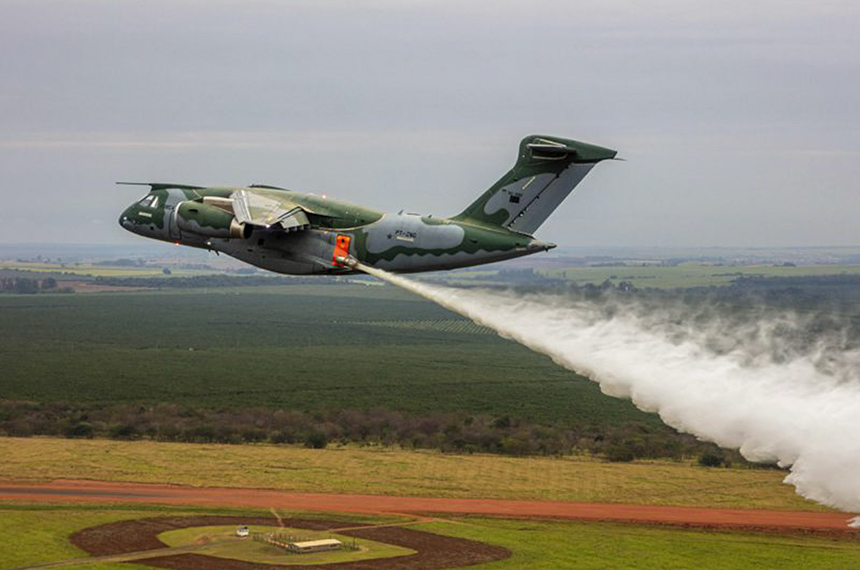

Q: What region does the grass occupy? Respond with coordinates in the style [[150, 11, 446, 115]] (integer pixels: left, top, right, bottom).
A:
[[0, 504, 405, 569], [0, 284, 655, 426], [540, 263, 860, 289], [0, 260, 220, 278], [1, 505, 858, 570], [0, 508, 155, 569], [158, 524, 414, 565], [0, 437, 824, 511], [416, 517, 860, 570]]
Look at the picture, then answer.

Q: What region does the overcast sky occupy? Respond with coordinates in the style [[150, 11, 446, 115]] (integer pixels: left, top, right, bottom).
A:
[[0, 0, 858, 247]]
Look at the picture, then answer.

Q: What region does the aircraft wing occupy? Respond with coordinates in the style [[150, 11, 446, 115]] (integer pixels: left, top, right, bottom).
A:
[[231, 189, 311, 232]]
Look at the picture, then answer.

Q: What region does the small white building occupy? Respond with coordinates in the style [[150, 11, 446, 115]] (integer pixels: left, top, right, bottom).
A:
[[236, 525, 250, 537], [287, 538, 342, 554]]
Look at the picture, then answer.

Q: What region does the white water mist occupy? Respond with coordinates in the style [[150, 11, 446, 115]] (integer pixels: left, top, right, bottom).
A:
[[361, 265, 860, 516]]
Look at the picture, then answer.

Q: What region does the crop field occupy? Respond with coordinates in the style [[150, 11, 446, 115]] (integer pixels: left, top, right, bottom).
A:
[[0, 260, 220, 279], [1, 504, 858, 570], [539, 263, 860, 288], [0, 284, 654, 426], [356, 319, 494, 335], [0, 437, 820, 511]]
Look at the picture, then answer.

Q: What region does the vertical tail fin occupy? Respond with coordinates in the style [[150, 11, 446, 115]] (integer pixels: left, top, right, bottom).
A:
[[453, 135, 616, 235]]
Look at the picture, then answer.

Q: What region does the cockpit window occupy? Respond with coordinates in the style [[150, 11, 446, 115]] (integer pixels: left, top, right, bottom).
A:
[[138, 195, 158, 208]]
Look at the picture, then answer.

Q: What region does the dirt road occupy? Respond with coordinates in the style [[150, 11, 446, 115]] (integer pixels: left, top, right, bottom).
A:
[[1, 479, 857, 535]]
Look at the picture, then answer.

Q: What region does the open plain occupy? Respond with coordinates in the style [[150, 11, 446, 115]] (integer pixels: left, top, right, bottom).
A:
[[2, 436, 860, 569], [3, 269, 860, 568]]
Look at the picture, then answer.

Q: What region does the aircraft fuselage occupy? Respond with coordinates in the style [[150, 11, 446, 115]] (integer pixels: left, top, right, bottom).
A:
[[118, 135, 616, 275], [119, 185, 553, 275]]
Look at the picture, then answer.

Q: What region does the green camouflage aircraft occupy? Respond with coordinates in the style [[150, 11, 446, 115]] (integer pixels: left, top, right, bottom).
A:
[[119, 135, 616, 274]]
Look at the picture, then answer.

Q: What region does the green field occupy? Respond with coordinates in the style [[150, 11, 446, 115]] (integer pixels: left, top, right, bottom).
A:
[[2, 504, 858, 570], [0, 504, 400, 570], [4, 269, 857, 460], [0, 260, 220, 279], [0, 506, 155, 570], [417, 517, 860, 570], [7, 258, 860, 288], [0, 284, 654, 427], [159, 524, 414, 565], [538, 263, 860, 289]]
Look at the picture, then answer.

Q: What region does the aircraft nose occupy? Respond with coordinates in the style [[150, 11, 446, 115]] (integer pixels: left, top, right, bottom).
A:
[[118, 206, 134, 231]]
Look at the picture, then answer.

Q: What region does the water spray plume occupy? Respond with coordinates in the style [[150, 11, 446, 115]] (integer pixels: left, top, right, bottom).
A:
[[357, 262, 860, 521]]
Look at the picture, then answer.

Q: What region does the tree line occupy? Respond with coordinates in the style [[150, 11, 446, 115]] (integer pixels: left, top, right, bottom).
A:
[[91, 274, 348, 288], [0, 400, 756, 468], [0, 277, 67, 294]]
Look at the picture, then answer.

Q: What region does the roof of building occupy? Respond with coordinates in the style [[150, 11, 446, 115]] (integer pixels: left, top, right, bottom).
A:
[[291, 539, 342, 548]]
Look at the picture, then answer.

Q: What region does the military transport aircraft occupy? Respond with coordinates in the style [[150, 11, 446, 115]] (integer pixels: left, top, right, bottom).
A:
[[119, 135, 616, 274]]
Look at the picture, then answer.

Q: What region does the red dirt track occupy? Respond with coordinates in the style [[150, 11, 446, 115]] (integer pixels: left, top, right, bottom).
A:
[[2, 479, 858, 535]]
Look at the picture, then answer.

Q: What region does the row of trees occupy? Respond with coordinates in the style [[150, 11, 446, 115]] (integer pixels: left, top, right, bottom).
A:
[[0, 277, 66, 294], [0, 400, 753, 467], [91, 274, 347, 288]]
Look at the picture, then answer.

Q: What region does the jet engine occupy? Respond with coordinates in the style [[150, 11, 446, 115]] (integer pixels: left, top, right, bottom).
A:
[[175, 201, 251, 239]]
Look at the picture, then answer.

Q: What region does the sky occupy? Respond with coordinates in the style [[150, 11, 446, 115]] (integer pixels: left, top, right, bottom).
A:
[[0, 0, 858, 248]]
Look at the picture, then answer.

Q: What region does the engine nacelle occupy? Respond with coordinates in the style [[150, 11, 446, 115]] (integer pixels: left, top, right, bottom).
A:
[[175, 201, 250, 239]]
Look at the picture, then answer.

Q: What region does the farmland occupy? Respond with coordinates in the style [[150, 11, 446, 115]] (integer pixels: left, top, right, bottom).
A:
[[0, 504, 402, 570], [4, 264, 860, 461], [539, 262, 860, 289], [2, 504, 859, 570], [0, 259, 221, 279], [416, 517, 860, 570], [433, 260, 860, 288], [0, 437, 819, 510], [3, 261, 860, 569], [0, 506, 155, 570], [0, 283, 653, 427]]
